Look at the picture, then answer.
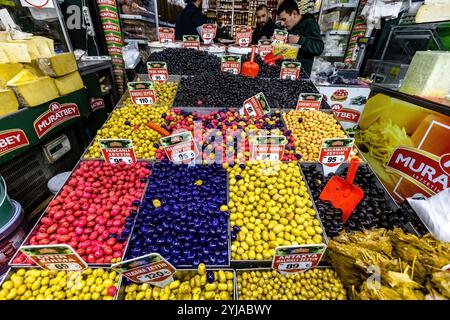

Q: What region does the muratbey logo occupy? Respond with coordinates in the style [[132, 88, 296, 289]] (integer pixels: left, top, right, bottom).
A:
[[34, 103, 80, 138], [333, 108, 361, 123], [90, 98, 105, 112], [0, 129, 29, 156], [387, 146, 449, 194]]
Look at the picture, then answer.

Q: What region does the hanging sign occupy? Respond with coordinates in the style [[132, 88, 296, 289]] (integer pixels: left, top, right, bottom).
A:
[[221, 55, 241, 75], [239, 92, 271, 118], [147, 62, 169, 83], [296, 93, 323, 110], [20, 244, 87, 271], [160, 131, 200, 164], [272, 244, 327, 274], [100, 139, 137, 165]]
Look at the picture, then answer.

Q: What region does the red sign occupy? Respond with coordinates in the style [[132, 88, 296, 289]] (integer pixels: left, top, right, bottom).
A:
[[20, 244, 87, 271], [280, 62, 301, 80], [147, 62, 168, 83], [319, 138, 354, 167], [439, 153, 450, 176], [130, 90, 156, 105], [101, 148, 137, 164], [201, 24, 217, 42], [296, 93, 323, 111], [97, 0, 116, 6], [240, 93, 270, 118], [333, 108, 361, 124], [251, 144, 285, 161], [34, 103, 80, 138], [272, 245, 327, 274], [105, 34, 123, 45], [90, 98, 106, 112], [160, 132, 200, 164], [221, 56, 241, 75], [158, 27, 175, 43], [103, 22, 121, 33], [235, 27, 252, 47], [0, 129, 29, 156], [387, 147, 449, 194], [99, 10, 118, 20]]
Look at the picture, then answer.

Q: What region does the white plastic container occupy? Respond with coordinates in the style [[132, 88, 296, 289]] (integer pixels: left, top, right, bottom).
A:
[[47, 172, 71, 195], [201, 43, 227, 57], [227, 45, 252, 56]]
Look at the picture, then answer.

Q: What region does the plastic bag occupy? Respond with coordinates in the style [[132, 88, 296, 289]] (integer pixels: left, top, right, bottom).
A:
[[408, 189, 450, 242], [122, 41, 141, 69]]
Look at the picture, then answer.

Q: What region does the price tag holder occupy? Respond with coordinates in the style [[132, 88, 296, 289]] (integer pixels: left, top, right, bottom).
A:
[[258, 39, 274, 58], [235, 26, 252, 47], [201, 24, 217, 43], [239, 92, 271, 118], [280, 61, 301, 80], [147, 62, 169, 84], [272, 29, 288, 44], [112, 253, 176, 288], [158, 27, 175, 43], [296, 93, 323, 110], [183, 35, 200, 50], [250, 135, 287, 161], [221, 55, 241, 75], [319, 137, 355, 175], [20, 244, 87, 271], [99, 139, 137, 165], [128, 81, 157, 106], [160, 131, 200, 164], [272, 244, 327, 275]]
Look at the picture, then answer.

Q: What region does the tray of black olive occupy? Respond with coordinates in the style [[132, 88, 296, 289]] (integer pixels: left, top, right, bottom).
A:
[[394, 200, 430, 236], [300, 163, 418, 238]]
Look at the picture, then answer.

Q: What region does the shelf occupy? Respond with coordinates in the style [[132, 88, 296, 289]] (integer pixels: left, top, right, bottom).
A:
[[323, 3, 357, 11], [120, 14, 155, 23]]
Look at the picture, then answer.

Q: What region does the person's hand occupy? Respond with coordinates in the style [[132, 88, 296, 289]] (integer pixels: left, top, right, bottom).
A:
[[288, 34, 300, 44]]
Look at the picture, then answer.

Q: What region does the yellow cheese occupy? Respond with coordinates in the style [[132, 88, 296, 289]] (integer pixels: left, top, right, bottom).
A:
[[54, 71, 84, 96], [0, 42, 31, 63], [24, 59, 45, 77], [0, 31, 11, 42], [0, 89, 19, 116], [38, 52, 77, 77], [0, 63, 23, 88], [7, 76, 59, 107], [33, 36, 54, 55], [8, 39, 40, 60], [7, 70, 38, 86], [0, 47, 9, 63]]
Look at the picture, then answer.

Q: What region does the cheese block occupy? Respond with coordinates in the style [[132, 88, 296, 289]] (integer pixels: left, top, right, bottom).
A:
[[0, 63, 23, 88], [0, 47, 9, 63], [0, 31, 10, 42], [54, 71, 84, 96], [416, 4, 450, 23], [0, 42, 31, 63], [0, 89, 19, 116], [7, 76, 59, 107], [24, 59, 45, 77], [32, 36, 53, 58], [8, 39, 40, 60], [7, 70, 38, 86], [38, 52, 77, 77]]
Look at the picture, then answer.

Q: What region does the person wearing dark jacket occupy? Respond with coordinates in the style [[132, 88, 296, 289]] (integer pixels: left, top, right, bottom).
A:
[[251, 5, 276, 44], [276, 0, 324, 76], [175, 0, 207, 40]]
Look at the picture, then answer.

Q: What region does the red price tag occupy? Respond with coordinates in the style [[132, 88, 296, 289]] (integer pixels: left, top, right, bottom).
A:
[[221, 55, 241, 75], [158, 27, 175, 43], [240, 92, 271, 118], [319, 138, 354, 167], [99, 139, 137, 165], [280, 62, 301, 80], [160, 131, 200, 164], [147, 62, 168, 84], [20, 245, 87, 271], [296, 93, 323, 111], [202, 24, 217, 42], [272, 245, 327, 274], [128, 82, 157, 106]]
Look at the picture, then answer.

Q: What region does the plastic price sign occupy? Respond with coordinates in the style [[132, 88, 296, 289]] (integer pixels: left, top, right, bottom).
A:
[[99, 139, 137, 165], [147, 62, 169, 84], [221, 55, 241, 75], [296, 93, 323, 110], [20, 245, 87, 271], [239, 92, 271, 118], [258, 39, 274, 58], [160, 131, 200, 164], [158, 27, 175, 43], [272, 29, 288, 44], [272, 244, 327, 275], [319, 137, 354, 175], [183, 35, 200, 50], [201, 24, 217, 43], [251, 136, 287, 161], [235, 26, 252, 47], [128, 82, 157, 106], [112, 253, 176, 288], [280, 61, 301, 80]]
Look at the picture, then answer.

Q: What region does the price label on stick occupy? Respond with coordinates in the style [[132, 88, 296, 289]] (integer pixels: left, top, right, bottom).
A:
[[147, 62, 169, 84], [272, 29, 288, 44], [20, 245, 87, 271], [160, 131, 200, 164], [251, 135, 287, 161], [99, 139, 137, 165], [272, 244, 327, 275], [258, 39, 273, 58], [112, 253, 176, 288], [221, 55, 241, 75], [183, 35, 200, 50], [319, 137, 354, 175], [239, 92, 271, 118], [158, 27, 175, 43], [280, 61, 301, 80], [128, 81, 157, 106], [201, 24, 217, 42], [296, 93, 323, 110]]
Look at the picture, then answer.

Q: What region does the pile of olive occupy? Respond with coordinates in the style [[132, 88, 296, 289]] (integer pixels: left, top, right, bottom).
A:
[[237, 269, 346, 300], [241, 54, 309, 80], [302, 164, 410, 237]]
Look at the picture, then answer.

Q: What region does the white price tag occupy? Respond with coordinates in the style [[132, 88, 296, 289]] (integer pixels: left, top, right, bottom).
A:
[[278, 262, 312, 272], [135, 97, 154, 105], [322, 155, 346, 164], [110, 157, 133, 164], [282, 74, 296, 80], [239, 38, 249, 45], [244, 103, 257, 117], [203, 33, 214, 39], [137, 268, 172, 282], [257, 153, 279, 161], [151, 74, 167, 82], [46, 263, 84, 271], [223, 67, 239, 75], [173, 151, 196, 162]]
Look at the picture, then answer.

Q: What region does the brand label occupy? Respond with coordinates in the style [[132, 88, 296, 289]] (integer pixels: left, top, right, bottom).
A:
[[128, 82, 156, 106], [100, 139, 137, 165], [147, 62, 169, 83], [103, 22, 121, 33], [183, 35, 200, 50], [0, 129, 29, 156], [333, 108, 361, 123], [160, 131, 199, 164], [387, 146, 449, 194], [105, 34, 123, 45], [97, 0, 116, 6], [250, 135, 287, 161], [90, 98, 106, 112], [296, 93, 323, 110], [99, 10, 118, 20], [235, 26, 252, 47], [34, 103, 80, 138], [221, 55, 241, 75], [272, 29, 288, 44], [272, 244, 327, 274], [439, 153, 450, 176], [158, 27, 175, 43], [20, 245, 87, 271], [112, 253, 176, 288], [258, 39, 273, 58], [280, 61, 301, 80], [201, 24, 217, 42], [240, 92, 271, 118], [319, 138, 354, 166]]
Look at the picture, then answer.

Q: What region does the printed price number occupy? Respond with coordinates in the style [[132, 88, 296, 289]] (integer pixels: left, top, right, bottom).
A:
[[47, 263, 83, 271], [322, 155, 345, 164], [151, 74, 167, 81], [278, 262, 312, 271], [239, 37, 249, 45], [257, 153, 279, 161], [135, 97, 154, 105], [244, 103, 256, 117], [282, 74, 296, 80], [110, 157, 133, 164], [203, 33, 214, 39], [173, 151, 196, 161], [161, 38, 172, 44], [223, 67, 239, 75], [137, 268, 172, 282]]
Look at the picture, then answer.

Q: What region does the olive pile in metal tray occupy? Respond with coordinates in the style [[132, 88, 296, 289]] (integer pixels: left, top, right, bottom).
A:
[[173, 72, 320, 109], [241, 54, 309, 80], [147, 48, 221, 75], [301, 164, 410, 237], [395, 202, 429, 236]]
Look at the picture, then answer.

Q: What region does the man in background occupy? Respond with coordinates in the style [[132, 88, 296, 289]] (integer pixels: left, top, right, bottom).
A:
[[175, 0, 207, 40], [277, 0, 324, 75], [251, 4, 276, 44]]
